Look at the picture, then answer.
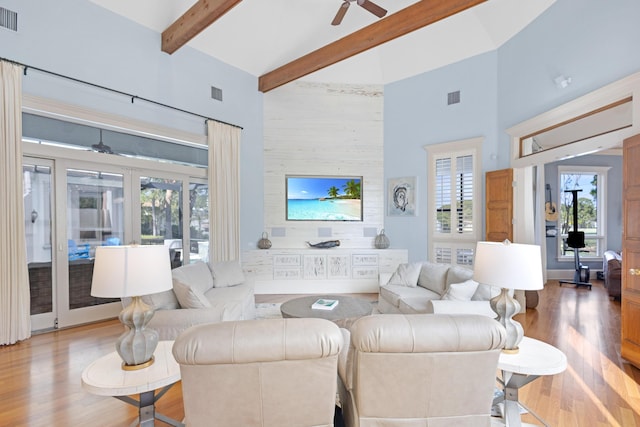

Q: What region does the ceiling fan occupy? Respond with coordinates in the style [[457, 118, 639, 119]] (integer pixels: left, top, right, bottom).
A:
[[331, 0, 387, 26], [91, 129, 115, 154]]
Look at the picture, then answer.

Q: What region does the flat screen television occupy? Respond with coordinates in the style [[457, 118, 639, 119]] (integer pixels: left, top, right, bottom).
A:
[[286, 175, 363, 221]]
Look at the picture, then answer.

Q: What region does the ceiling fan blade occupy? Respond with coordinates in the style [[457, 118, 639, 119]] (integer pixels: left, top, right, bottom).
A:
[[357, 0, 387, 18], [331, 1, 350, 26], [91, 142, 114, 154], [91, 130, 114, 154]]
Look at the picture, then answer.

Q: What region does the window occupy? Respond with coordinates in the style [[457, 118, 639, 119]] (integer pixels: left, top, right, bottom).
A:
[[557, 166, 609, 261], [425, 138, 482, 265]]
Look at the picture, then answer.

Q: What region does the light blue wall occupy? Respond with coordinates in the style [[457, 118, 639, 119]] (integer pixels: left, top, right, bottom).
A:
[[498, 0, 640, 147], [4, 0, 640, 268], [0, 0, 264, 251], [384, 52, 499, 261], [384, 0, 640, 263], [544, 155, 623, 271]]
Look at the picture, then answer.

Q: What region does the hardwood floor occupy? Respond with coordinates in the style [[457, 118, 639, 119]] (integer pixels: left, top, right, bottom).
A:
[[0, 281, 637, 426]]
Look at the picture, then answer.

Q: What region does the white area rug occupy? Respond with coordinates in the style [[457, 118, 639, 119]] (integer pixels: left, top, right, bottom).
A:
[[255, 303, 283, 320]]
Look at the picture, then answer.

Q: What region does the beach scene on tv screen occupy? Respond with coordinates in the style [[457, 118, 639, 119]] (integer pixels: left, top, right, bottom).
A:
[[287, 176, 362, 221]]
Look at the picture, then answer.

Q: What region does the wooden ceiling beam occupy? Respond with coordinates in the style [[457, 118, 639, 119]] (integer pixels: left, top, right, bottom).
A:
[[162, 0, 243, 55], [258, 0, 487, 93]]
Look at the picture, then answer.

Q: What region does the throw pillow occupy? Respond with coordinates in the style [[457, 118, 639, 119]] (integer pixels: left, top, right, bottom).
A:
[[417, 262, 449, 294], [211, 260, 245, 288], [141, 290, 180, 310], [386, 263, 422, 287], [172, 261, 214, 295], [441, 280, 479, 301], [446, 265, 474, 287], [173, 280, 212, 309]]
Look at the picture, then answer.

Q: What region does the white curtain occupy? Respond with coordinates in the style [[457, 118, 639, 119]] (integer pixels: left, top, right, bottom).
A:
[[0, 61, 31, 344], [207, 120, 241, 262]]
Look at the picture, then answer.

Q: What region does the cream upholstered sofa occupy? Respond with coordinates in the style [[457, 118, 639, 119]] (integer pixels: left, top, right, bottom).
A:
[[378, 262, 499, 316], [173, 317, 343, 427], [337, 314, 506, 427], [124, 260, 255, 340]]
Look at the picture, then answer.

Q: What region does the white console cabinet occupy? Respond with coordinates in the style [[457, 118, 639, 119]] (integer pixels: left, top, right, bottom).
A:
[[242, 248, 408, 294]]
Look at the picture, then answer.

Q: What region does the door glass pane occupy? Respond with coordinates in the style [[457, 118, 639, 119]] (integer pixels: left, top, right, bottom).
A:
[[559, 172, 599, 256], [140, 177, 183, 268], [435, 158, 451, 233], [24, 164, 53, 316], [189, 182, 209, 263], [67, 169, 124, 309]]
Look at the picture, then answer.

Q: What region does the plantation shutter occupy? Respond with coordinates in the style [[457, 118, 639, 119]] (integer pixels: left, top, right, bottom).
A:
[[434, 154, 474, 236], [427, 138, 481, 266], [455, 154, 474, 234], [435, 158, 451, 233]]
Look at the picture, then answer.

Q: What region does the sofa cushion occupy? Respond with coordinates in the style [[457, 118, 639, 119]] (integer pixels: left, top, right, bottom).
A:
[[173, 280, 212, 309], [445, 265, 474, 288], [417, 262, 449, 294], [441, 279, 479, 301], [380, 284, 440, 309], [471, 283, 503, 301], [123, 289, 180, 311], [205, 282, 254, 302], [386, 263, 422, 287], [398, 297, 433, 314], [172, 261, 214, 295], [210, 260, 245, 288]]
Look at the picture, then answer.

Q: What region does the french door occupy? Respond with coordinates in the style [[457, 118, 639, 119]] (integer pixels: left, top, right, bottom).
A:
[[24, 158, 55, 331], [54, 160, 129, 327], [25, 154, 206, 331]]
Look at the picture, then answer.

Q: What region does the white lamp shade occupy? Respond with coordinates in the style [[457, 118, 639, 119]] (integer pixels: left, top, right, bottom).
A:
[[473, 241, 543, 291], [91, 245, 173, 298]]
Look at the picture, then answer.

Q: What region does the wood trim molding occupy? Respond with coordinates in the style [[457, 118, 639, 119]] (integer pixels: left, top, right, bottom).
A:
[[258, 0, 487, 93], [162, 0, 243, 55]]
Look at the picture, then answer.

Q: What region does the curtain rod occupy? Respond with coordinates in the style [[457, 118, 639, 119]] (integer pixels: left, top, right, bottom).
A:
[[0, 57, 243, 130]]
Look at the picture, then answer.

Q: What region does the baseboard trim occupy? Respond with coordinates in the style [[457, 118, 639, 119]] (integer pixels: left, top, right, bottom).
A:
[[546, 269, 603, 281]]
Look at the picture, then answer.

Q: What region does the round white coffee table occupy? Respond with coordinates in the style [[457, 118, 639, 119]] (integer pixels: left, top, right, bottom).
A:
[[81, 340, 183, 426], [494, 337, 567, 427], [280, 294, 373, 328]]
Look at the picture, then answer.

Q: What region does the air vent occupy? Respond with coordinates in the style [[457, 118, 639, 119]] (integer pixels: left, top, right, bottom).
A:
[[0, 7, 18, 32], [447, 90, 460, 105], [211, 86, 223, 101]]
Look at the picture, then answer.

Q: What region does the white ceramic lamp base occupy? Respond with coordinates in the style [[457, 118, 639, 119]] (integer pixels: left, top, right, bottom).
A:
[[490, 288, 524, 353], [116, 296, 159, 370]]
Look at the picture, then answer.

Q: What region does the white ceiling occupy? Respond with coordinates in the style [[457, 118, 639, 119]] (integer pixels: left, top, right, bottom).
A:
[[89, 0, 555, 85]]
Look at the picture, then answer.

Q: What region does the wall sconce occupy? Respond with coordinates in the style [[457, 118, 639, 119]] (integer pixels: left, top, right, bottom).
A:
[[31, 209, 38, 223], [554, 75, 572, 89]]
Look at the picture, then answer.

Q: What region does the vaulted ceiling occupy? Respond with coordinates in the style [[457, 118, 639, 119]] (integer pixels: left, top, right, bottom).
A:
[[90, 0, 555, 92]]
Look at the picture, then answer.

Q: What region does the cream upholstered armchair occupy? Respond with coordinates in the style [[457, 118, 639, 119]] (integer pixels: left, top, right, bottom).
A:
[[172, 317, 343, 427], [337, 314, 506, 427]]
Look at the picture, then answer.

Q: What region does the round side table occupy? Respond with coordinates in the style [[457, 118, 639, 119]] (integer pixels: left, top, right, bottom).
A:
[[494, 337, 567, 427], [81, 341, 183, 427]]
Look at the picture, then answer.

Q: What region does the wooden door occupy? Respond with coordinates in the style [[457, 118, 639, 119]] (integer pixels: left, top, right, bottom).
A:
[[621, 134, 640, 367], [485, 168, 513, 242]]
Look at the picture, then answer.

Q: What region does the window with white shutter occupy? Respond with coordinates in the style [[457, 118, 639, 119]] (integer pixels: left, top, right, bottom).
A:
[[425, 138, 482, 265]]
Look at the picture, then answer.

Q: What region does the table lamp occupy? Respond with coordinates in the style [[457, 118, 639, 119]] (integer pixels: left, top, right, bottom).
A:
[[473, 240, 543, 354], [91, 245, 173, 370]]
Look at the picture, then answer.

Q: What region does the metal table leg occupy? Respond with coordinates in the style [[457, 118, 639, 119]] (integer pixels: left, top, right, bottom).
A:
[[114, 383, 184, 427], [495, 370, 550, 427]]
